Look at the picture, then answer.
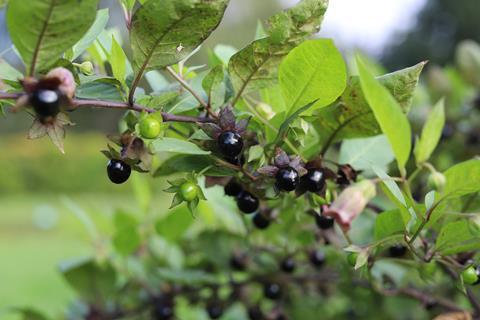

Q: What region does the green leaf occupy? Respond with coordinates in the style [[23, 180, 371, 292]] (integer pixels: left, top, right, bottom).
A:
[[228, 0, 328, 101], [0, 58, 23, 81], [374, 210, 407, 241], [279, 39, 347, 116], [272, 99, 317, 145], [314, 61, 426, 146], [435, 220, 480, 255], [157, 268, 218, 285], [442, 159, 480, 199], [357, 55, 412, 171], [76, 77, 124, 101], [130, 0, 228, 79], [68, 8, 109, 61], [414, 99, 445, 164], [59, 258, 116, 303], [7, 0, 99, 74], [202, 64, 226, 108], [154, 154, 234, 177], [110, 35, 128, 86], [339, 135, 394, 172], [112, 210, 141, 256], [155, 207, 193, 242], [152, 137, 210, 155], [9, 308, 48, 320]]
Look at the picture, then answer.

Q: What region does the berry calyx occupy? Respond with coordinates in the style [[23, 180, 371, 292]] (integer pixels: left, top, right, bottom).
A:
[[107, 159, 131, 184], [206, 301, 223, 319], [388, 245, 407, 258], [31, 89, 61, 119], [139, 117, 161, 139], [263, 282, 282, 300], [218, 131, 243, 158], [301, 169, 326, 193], [309, 250, 326, 268], [224, 180, 243, 197], [461, 265, 480, 285], [180, 182, 198, 202], [315, 214, 334, 230], [237, 191, 259, 214], [275, 167, 299, 192], [280, 257, 296, 273], [252, 213, 270, 229]]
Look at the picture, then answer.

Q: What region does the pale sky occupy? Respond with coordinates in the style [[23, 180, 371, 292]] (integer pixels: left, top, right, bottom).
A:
[[281, 0, 428, 56]]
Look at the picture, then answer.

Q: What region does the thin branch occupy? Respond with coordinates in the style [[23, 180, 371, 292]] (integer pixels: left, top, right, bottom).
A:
[[166, 66, 209, 110]]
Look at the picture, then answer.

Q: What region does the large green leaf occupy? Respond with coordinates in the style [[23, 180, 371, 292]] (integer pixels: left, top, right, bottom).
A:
[[130, 0, 228, 77], [228, 0, 328, 102], [154, 154, 234, 177], [279, 39, 346, 116], [442, 159, 480, 199], [357, 56, 412, 171], [339, 135, 394, 172], [414, 99, 445, 164], [313, 61, 426, 147], [6, 0, 99, 74], [151, 137, 210, 155], [435, 220, 480, 255], [374, 210, 407, 241]]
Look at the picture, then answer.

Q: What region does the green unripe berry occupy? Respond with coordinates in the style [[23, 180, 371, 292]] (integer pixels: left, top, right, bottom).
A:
[[139, 117, 161, 139], [180, 182, 198, 202], [461, 265, 479, 285], [427, 171, 446, 191], [347, 252, 358, 267]]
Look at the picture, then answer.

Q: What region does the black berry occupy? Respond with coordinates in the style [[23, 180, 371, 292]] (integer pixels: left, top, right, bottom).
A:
[[275, 167, 299, 192], [237, 191, 259, 214], [264, 282, 282, 300], [206, 301, 223, 319], [224, 180, 243, 197], [218, 131, 243, 158], [309, 250, 326, 268], [230, 254, 247, 271], [107, 159, 131, 184], [301, 169, 326, 193], [280, 257, 295, 273], [152, 298, 174, 320], [315, 214, 334, 230], [247, 306, 264, 320], [389, 245, 407, 258], [31, 89, 61, 119], [252, 213, 270, 229]]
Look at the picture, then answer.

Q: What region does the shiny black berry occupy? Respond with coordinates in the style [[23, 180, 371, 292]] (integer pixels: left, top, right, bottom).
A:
[[31, 89, 61, 119], [230, 254, 247, 271], [315, 214, 334, 230], [301, 169, 326, 192], [237, 191, 259, 214], [275, 167, 299, 192], [224, 180, 243, 197], [252, 213, 270, 229], [107, 159, 131, 184], [280, 257, 295, 273], [389, 245, 407, 258], [247, 306, 264, 320], [309, 250, 326, 268], [264, 282, 282, 300], [218, 131, 243, 158], [152, 299, 174, 320], [206, 301, 223, 319]]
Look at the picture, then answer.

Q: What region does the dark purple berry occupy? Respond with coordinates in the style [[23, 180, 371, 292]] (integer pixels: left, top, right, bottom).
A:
[[237, 191, 259, 214], [389, 245, 407, 258], [247, 306, 264, 320], [224, 180, 243, 197], [315, 214, 334, 230], [230, 254, 247, 271], [107, 159, 131, 184], [301, 169, 326, 192], [31, 89, 61, 119], [309, 250, 325, 268], [152, 298, 174, 320], [206, 301, 223, 319], [280, 257, 295, 273], [264, 282, 282, 300], [218, 131, 243, 158], [252, 213, 270, 229], [275, 167, 299, 192]]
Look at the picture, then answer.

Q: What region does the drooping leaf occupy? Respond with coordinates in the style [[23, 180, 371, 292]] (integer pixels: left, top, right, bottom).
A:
[[228, 0, 328, 101], [339, 135, 395, 172], [130, 0, 228, 80], [435, 220, 480, 255], [357, 56, 412, 171], [151, 137, 210, 155], [414, 98, 446, 164], [6, 0, 99, 74], [442, 159, 480, 199], [279, 39, 346, 116]]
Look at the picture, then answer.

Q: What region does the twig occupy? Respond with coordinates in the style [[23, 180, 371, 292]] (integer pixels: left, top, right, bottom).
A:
[[166, 66, 210, 111]]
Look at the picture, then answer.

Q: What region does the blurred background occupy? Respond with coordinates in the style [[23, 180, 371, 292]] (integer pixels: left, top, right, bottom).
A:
[[0, 0, 480, 318]]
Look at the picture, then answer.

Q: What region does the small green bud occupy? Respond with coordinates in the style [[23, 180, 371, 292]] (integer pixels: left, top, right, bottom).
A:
[[427, 171, 446, 191], [77, 61, 94, 75]]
